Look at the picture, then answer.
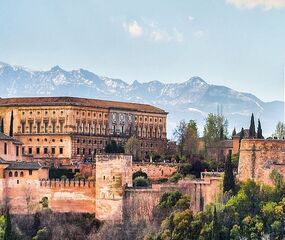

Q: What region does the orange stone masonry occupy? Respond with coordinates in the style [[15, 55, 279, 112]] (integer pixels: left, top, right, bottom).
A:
[[238, 139, 285, 185]]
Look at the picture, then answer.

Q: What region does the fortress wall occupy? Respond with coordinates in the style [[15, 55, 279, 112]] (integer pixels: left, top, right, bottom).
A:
[[5, 179, 96, 214], [124, 175, 222, 222], [78, 162, 178, 181], [238, 139, 285, 185], [132, 163, 178, 181]]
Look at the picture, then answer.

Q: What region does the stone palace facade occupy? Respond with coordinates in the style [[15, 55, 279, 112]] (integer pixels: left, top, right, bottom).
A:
[[0, 97, 168, 166]]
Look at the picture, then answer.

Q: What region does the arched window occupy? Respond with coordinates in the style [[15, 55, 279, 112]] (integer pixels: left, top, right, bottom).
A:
[[14, 171, 18, 177], [20, 171, 24, 177], [8, 172, 12, 177]]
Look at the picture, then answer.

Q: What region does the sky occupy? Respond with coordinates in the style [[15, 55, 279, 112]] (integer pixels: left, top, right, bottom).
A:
[[1, 0, 285, 102]]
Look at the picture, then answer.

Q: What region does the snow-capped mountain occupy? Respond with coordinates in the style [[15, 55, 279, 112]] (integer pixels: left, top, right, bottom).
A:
[[0, 61, 283, 137]]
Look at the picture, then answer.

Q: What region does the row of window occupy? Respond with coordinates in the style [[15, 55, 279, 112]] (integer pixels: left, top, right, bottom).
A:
[[21, 121, 65, 134], [8, 170, 33, 177], [76, 111, 107, 118], [3, 143, 20, 157], [23, 146, 63, 155], [22, 110, 65, 116], [76, 139, 106, 145], [76, 148, 103, 155]]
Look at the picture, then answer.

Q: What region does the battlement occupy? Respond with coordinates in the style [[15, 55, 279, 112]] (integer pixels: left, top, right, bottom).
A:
[[39, 179, 95, 188]]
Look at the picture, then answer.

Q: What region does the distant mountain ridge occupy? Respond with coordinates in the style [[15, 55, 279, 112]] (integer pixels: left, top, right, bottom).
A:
[[0, 61, 284, 137]]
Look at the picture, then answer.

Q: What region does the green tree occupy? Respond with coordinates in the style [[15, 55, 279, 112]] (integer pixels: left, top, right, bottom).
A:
[[105, 140, 124, 153], [174, 120, 187, 157], [249, 113, 256, 138], [124, 136, 140, 161], [203, 113, 228, 149], [232, 128, 236, 137], [257, 119, 264, 139], [32, 227, 49, 240], [211, 206, 220, 240], [133, 176, 149, 187], [223, 154, 236, 193], [174, 120, 199, 156], [32, 212, 41, 237], [272, 121, 285, 139], [4, 209, 12, 240]]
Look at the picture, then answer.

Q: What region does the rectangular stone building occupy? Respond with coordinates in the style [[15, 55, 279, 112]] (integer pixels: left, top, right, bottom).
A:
[[0, 97, 167, 166]]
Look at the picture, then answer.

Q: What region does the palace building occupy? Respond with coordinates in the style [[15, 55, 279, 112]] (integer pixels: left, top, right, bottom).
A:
[[0, 97, 167, 166]]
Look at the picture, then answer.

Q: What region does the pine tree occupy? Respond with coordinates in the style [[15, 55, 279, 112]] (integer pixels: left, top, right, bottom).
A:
[[9, 111, 13, 137], [257, 119, 264, 139], [4, 209, 12, 240], [223, 153, 236, 193], [232, 127, 236, 137], [249, 113, 256, 138], [211, 206, 220, 240]]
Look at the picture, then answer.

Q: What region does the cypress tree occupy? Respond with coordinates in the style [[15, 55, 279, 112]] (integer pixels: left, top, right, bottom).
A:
[[219, 126, 224, 140], [0, 118, 3, 133], [240, 128, 245, 141], [232, 127, 236, 137], [32, 212, 41, 237], [4, 209, 12, 240], [249, 113, 256, 138], [9, 111, 14, 137], [211, 206, 220, 240], [257, 119, 264, 139], [223, 153, 236, 193]]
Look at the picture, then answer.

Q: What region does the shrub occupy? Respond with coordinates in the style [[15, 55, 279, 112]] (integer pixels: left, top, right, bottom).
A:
[[169, 173, 182, 183], [61, 175, 67, 180], [178, 163, 192, 176], [159, 191, 182, 208], [133, 176, 149, 187], [132, 171, 148, 180], [32, 227, 49, 240], [40, 197, 49, 208], [74, 172, 82, 180]]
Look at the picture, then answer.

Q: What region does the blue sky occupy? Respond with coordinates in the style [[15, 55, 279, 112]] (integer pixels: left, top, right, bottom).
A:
[[1, 0, 285, 102]]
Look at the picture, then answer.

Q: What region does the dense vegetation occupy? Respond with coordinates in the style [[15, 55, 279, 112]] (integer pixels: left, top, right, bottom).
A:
[[145, 170, 285, 240]]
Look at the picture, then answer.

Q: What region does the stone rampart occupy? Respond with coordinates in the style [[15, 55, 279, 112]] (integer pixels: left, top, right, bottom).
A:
[[238, 139, 285, 185], [132, 163, 178, 181], [124, 173, 222, 222]]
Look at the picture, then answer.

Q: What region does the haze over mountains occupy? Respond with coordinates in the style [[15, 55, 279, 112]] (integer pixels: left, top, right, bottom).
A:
[[0, 61, 283, 137]]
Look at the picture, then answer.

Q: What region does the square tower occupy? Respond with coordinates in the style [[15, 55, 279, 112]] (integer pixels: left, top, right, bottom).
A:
[[95, 154, 132, 221]]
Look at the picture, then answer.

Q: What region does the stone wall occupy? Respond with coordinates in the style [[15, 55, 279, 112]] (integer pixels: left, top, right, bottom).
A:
[[238, 139, 285, 185], [132, 163, 178, 181], [3, 179, 96, 214], [124, 173, 222, 222]]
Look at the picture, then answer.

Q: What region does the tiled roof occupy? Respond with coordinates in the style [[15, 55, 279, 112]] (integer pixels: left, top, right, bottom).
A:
[[0, 158, 43, 170], [0, 132, 22, 144], [0, 97, 167, 114]]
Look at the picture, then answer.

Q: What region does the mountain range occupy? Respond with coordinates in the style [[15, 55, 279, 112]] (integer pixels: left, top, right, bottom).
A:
[[0, 61, 284, 137]]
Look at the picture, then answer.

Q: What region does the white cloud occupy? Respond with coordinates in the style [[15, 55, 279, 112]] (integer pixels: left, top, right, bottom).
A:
[[149, 23, 184, 42], [123, 19, 184, 43], [188, 15, 195, 22], [122, 21, 143, 38], [226, 0, 285, 10]]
